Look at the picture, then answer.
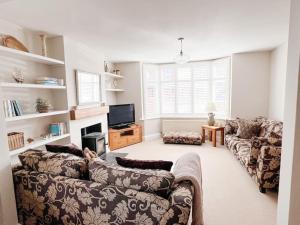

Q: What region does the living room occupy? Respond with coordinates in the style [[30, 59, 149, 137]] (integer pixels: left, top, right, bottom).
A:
[[0, 0, 300, 225]]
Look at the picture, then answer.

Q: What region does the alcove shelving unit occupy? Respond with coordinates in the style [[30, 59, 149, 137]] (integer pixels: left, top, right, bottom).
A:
[[104, 70, 126, 92], [0, 34, 70, 164]]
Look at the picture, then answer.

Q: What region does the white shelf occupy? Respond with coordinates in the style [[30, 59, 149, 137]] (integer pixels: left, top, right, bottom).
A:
[[106, 88, 125, 92], [0, 82, 66, 89], [5, 110, 69, 122], [104, 72, 124, 79], [0, 46, 64, 65], [9, 134, 70, 156]]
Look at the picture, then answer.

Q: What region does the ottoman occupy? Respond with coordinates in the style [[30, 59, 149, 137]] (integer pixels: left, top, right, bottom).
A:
[[163, 131, 202, 145]]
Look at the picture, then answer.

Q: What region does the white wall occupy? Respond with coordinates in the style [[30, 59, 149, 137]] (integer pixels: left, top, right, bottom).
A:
[[231, 51, 271, 119], [277, 0, 300, 224], [115, 62, 143, 123], [63, 37, 109, 147], [269, 44, 288, 121]]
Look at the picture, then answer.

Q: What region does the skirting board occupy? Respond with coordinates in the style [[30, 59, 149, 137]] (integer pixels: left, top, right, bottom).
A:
[[143, 133, 161, 141]]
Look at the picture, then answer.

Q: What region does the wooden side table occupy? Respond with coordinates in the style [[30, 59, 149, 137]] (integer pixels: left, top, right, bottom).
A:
[[201, 125, 225, 147]]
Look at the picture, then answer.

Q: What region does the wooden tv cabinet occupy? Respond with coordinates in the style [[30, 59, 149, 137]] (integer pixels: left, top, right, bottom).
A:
[[108, 124, 142, 150]]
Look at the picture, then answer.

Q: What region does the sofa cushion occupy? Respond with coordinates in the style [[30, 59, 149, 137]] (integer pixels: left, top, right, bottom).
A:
[[236, 141, 251, 166], [46, 143, 84, 157], [116, 157, 173, 171], [89, 158, 175, 197], [19, 149, 87, 179], [267, 131, 282, 146], [259, 120, 283, 139], [225, 119, 239, 135], [236, 119, 261, 139]]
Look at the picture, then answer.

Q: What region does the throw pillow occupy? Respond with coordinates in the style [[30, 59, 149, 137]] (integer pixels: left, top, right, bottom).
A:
[[89, 158, 175, 197], [116, 157, 173, 171], [236, 119, 261, 139], [46, 143, 83, 157], [267, 131, 282, 146], [225, 119, 239, 135], [19, 149, 87, 179]]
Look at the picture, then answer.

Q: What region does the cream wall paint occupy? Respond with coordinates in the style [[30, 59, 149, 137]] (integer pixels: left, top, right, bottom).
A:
[[115, 62, 143, 123], [269, 44, 288, 121], [231, 51, 271, 119], [277, 0, 300, 224], [143, 118, 161, 140]]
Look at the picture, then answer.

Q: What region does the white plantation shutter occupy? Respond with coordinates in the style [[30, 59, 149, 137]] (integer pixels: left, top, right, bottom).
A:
[[143, 57, 230, 118], [143, 64, 160, 118]]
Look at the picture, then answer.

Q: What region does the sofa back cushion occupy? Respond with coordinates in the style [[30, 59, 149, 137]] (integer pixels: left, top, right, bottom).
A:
[[89, 158, 175, 197], [19, 149, 87, 179], [259, 119, 283, 139], [225, 119, 239, 135], [236, 119, 261, 139]]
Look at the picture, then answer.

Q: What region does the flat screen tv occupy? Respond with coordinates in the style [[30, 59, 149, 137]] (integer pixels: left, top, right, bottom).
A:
[[108, 104, 135, 129]]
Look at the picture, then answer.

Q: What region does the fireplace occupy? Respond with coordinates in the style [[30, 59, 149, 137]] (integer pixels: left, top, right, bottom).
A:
[[81, 123, 106, 156]]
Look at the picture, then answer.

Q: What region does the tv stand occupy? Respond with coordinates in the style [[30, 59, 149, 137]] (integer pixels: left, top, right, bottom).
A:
[[108, 124, 142, 150]]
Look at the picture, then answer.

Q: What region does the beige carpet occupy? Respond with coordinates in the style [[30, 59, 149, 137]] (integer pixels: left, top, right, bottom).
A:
[[115, 139, 278, 225]]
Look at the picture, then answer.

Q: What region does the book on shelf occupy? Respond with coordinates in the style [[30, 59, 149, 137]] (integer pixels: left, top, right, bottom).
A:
[[49, 122, 67, 136], [3, 99, 23, 118]]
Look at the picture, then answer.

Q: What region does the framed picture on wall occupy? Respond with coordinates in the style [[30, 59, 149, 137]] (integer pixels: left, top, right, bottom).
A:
[[75, 70, 102, 106]]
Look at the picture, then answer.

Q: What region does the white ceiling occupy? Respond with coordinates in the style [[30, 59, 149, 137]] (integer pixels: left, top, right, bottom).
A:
[[0, 0, 290, 63]]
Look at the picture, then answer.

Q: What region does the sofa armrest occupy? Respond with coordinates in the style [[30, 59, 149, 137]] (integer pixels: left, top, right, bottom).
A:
[[160, 181, 193, 225], [256, 146, 281, 189]]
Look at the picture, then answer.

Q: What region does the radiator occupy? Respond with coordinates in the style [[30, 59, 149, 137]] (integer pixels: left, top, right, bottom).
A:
[[161, 119, 207, 134]]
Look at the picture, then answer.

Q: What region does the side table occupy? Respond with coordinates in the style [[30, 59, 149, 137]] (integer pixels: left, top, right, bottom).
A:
[[201, 125, 225, 147]]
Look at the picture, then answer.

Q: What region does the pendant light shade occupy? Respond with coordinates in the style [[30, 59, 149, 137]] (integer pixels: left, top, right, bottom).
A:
[[174, 37, 190, 64]]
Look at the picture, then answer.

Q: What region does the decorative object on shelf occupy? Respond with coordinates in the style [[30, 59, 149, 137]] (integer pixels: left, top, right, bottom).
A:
[[36, 98, 53, 113], [3, 99, 23, 117], [8, 132, 24, 150], [174, 37, 189, 64], [104, 61, 109, 72], [12, 68, 24, 83], [0, 34, 29, 52], [35, 77, 60, 86], [58, 79, 64, 86], [205, 102, 216, 126], [49, 122, 66, 136], [112, 79, 118, 88], [39, 34, 47, 56], [113, 69, 121, 75], [40, 133, 53, 140], [27, 138, 34, 144]]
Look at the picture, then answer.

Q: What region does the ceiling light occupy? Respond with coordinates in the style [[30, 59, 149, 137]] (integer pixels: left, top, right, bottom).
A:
[[174, 37, 190, 64]]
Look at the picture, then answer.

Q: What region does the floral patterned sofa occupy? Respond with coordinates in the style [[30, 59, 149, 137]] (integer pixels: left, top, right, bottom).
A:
[[13, 150, 194, 225], [225, 117, 282, 193]]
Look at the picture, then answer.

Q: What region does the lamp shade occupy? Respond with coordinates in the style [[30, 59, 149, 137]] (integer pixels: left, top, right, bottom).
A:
[[205, 102, 216, 112]]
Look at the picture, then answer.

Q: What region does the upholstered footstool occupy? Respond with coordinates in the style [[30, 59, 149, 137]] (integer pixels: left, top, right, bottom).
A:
[[163, 131, 202, 145]]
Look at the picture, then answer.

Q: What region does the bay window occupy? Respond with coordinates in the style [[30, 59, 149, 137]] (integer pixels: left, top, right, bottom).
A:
[[142, 57, 231, 119]]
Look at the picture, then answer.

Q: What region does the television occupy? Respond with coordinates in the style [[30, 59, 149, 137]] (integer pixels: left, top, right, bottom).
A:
[[108, 104, 135, 129]]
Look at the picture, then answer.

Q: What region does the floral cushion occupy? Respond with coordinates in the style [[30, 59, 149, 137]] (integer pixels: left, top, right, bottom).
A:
[[236, 119, 261, 139], [259, 119, 283, 139], [19, 150, 87, 179], [89, 158, 175, 197], [163, 131, 202, 145], [224, 119, 239, 135]]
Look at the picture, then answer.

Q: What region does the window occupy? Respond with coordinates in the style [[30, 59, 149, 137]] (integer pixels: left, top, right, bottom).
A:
[[142, 57, 231, 118]]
